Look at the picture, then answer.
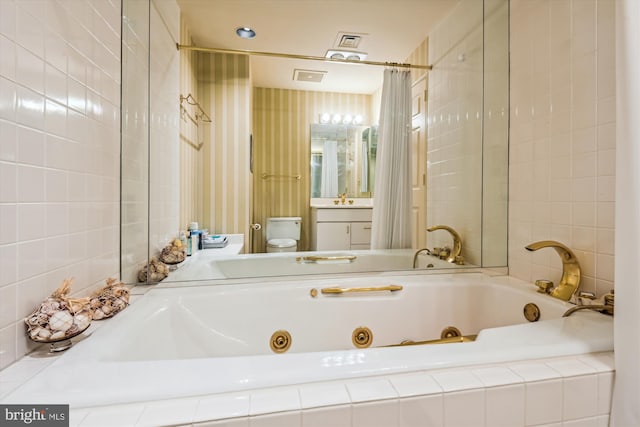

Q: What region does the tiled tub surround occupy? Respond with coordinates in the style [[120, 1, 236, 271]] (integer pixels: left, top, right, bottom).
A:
[[0, 0, 122, 368], [1, 272, 613, 426]]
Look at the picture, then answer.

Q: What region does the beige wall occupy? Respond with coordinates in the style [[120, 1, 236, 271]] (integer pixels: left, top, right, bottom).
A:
[[198, 53, 251, 247], [252, 88, 372, 252], [509, 0, 616, 296]]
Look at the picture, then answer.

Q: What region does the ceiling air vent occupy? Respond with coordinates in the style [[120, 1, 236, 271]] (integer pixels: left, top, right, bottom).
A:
[[293, 69, 327, 83], [338, 34, 362, 49]]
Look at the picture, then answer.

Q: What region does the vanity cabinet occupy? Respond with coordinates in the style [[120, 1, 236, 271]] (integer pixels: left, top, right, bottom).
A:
[[310, 207, 373, 250]]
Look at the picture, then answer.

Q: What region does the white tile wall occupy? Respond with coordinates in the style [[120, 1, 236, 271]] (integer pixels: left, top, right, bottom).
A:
[[0, 0, 121, 369], [426, 0, 484, 266], [509, 0, 616, 296]]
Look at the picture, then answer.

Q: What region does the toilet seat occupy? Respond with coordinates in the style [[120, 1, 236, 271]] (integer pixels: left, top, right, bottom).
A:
[[267, 238, 296, 249]]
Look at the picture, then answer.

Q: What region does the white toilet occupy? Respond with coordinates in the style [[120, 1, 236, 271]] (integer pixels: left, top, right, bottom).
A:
[[266, 217, 301, 252]]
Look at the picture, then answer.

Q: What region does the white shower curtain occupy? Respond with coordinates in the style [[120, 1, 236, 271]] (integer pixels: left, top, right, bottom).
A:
[[320, 140, 339, 197], [360, 140, 369, 192], [370, 68, 413, 249]]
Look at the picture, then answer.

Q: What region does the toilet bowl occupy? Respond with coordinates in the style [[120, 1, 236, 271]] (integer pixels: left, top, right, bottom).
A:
[[266, 238, 297, 252], [266, 217, 301, 253]]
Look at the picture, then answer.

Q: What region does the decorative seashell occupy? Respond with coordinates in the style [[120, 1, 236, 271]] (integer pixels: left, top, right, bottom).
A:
[[40, 300, 60, 315], [48, 310, 74, 332], [74, 313, 91, 330], [50, 330, 66, 341], [66, 323, 79, 335], [93, 309, 105, 320], [38, 328, 52, 339]]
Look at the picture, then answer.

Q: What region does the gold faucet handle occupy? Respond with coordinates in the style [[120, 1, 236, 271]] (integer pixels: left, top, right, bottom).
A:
[[535, 279, 554, 294], [576, 291, 596, 305]]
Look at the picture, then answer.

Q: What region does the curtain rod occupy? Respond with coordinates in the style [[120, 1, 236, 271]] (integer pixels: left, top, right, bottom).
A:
[[176, 44, 432, 71]]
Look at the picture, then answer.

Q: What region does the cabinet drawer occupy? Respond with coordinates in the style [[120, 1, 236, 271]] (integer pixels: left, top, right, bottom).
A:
[[351, 222, 372, 245], [315, 208, 372, 222]]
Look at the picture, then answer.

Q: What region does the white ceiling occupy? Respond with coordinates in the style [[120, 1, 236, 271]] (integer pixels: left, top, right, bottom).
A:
[[177, 0, 457, 94]]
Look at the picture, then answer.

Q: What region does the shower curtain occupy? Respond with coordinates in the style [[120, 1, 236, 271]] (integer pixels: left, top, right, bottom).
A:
[[360, 140, 369, 192], [370, 68, 412, 249], [320, 140, 339, 197]]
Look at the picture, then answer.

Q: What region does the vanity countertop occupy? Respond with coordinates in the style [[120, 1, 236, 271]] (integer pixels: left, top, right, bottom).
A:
[[310, 198, 373, 209]]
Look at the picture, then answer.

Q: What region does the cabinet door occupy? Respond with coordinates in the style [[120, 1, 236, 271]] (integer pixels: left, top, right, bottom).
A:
[[316, 222, 351, 250], [350, 222, 372, 246]]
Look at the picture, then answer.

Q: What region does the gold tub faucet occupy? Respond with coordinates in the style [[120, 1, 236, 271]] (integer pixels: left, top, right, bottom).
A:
[[426, 225, 462, 263], [525, 240, 581, 301]]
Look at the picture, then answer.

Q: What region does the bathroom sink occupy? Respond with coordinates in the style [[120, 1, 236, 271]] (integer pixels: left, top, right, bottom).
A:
[[310, 198, 373, 208]]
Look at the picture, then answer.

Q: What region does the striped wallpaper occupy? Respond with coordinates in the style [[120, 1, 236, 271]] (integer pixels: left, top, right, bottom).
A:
[[198, 53, 252, 249], [178, 15, 203, 232], [252, 88, 372, 252]]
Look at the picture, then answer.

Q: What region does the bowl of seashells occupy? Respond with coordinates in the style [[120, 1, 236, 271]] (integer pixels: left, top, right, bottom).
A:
[[25, 279, 92, 352], [90, 278, 130, 320], [159, 238, 187, 265]]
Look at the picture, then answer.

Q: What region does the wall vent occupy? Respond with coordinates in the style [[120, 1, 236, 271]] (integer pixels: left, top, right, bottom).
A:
[[293, 69, 327, 83]]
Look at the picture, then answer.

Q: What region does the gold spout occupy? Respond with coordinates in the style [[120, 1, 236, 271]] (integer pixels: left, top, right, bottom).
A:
[[525, 240, 581, 301], [426, 225, 462, 263], [412, 248, 431, 268]]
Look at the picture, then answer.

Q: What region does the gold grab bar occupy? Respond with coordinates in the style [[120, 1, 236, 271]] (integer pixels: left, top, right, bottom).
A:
[[321, 284, 403, 294], [384, 334, 477, 347], [261, 173, 301, 181], [296, 255, 357, 263]]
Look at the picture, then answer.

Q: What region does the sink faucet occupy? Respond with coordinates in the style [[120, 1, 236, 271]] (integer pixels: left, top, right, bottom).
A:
[[339, 192, 346, 205], [525, 240, 581, 301], [427, 225, 462, 263]]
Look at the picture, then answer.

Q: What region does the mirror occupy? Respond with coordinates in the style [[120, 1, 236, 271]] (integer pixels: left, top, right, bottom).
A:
[[310, 124, 376, 199], [120, 0, 509, 284]]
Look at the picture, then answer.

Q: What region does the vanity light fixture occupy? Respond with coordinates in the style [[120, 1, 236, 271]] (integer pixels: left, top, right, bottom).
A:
[[236, 27, 256, 39], [318, 113, 364, 125]]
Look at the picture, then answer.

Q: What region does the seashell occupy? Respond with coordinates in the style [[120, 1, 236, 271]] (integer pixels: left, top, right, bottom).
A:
[[101, 305, 112, 315], [66, 323, 79, 335], [50, 330, 66, 341], [38, 328, 52, 340], [48, 310, 74, 332], [29, 327, 42, 339], [74, 313, 91, 330], [26, 313, 47, 327], [92, 309, 105, 320], [40, 300, 61, 315]]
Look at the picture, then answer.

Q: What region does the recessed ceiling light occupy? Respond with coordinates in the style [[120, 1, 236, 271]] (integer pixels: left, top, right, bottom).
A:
[[236, 27, 256, 39]]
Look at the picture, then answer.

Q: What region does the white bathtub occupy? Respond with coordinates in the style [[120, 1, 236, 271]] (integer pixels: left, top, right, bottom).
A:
[[2, 272, 613, 410], [167, 248, 461, 282]]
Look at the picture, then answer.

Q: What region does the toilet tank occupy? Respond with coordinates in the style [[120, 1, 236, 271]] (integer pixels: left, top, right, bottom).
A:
[[266, 217, 301, 241]]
